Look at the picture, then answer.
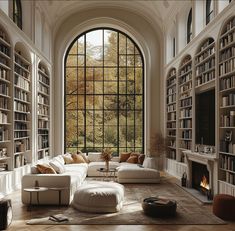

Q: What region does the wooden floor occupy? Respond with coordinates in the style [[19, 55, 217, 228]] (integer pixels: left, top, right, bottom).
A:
[[4, 174, 235, 231]]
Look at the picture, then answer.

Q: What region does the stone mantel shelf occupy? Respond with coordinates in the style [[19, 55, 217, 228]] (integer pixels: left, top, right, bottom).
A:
[[183, 150, 218, 163]]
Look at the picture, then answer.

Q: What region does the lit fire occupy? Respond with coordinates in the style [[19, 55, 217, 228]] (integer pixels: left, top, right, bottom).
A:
[[200, 175, 210, 190]]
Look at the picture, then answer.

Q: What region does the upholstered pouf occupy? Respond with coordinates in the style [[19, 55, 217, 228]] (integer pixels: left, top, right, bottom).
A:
[[72, 181, 124, 213], [142, 197, 177, 217], [213, 194, 235, 220]]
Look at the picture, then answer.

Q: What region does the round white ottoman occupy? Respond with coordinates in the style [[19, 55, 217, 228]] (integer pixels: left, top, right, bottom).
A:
[[72, 181, 124, 213]]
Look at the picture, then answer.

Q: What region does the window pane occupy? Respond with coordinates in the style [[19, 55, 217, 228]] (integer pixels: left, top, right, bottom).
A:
[[78, 36, 84, 54], [67, 55, 77, 67], [66, 95, 77, 110], [66, 68, 77, 94], [104, 30, 117, 66], [69, 41, 77, 55]]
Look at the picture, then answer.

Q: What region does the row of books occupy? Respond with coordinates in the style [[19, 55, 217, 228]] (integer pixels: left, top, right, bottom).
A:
[[38, 105, 49, 116], [223, 17, 235, 35], [179, 97, 192, 108], [220, 75, 235, 91], [180, 130, 192, 139], [167, 130, 176, 137], [167, 104, 176, 113], [15, 75, 30, 91], [38, 94, 49, 105], [168, 140, 176, 147], [179, 140, 191, 149], [219, 57, 235, 76], [220, 31, 235, 49], [14, 65, 29, 79], [167, 150, 176, 160], [220, 111, 235, 127], [195, 58, 215, 76], [0, 68, 7, 80], [167, 77, 176, 87], [14, 112, 28, 121], [14, 138, 30, 153], [0, 30, 7, 41], [0, 44, 10, 57], [179, 72, 192, 85], [38, 120, 49, 129], [14, 154, 27, 168], [220, 154, 235, 172], [180, 108, 192, 118], [14, 131, 29, 139], [180, 119, 192, 129], [221, 94, 235, 107], [14, 122, 27, 130], [167, 122, 176, 129], [179, 84, 192, 95], [14, 101, 30, 112], [38, 135, 49, 149], [196, 71, 215, 86], [0, 97, 8, 109], [0, 56, 8, 66], [0, 83, 9, 96], [167, 85, 176, 95], [220, 47, 235, 62], [38, 130, 49, 135], [15, 88, 29, 102], [15, 55, 29, 70], [167, 94, 176, 104], [167, 112, 176, 121], [195, 46, 215, 64], [39, 73, 49, 85], [0, 111, 8, 123], [179, 62, 191, 76], [0, 127, 8, 141], [38, 84, 49, 95]]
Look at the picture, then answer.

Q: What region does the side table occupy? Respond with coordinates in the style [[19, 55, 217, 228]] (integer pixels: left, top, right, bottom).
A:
[[24, 187, 48, 210], [49, 187, 68, 205]]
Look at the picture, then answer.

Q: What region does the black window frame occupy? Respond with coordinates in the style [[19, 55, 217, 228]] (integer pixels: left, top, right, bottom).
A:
[[187, 8, 192, 44], [206, 0, 213, 25], [64, 28, 145, 155], [13, 0, 22, 29], [173, 37, 176, 57]]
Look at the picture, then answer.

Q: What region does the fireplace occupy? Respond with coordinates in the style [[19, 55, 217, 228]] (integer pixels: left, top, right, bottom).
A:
[[192, 162, 213, 200]]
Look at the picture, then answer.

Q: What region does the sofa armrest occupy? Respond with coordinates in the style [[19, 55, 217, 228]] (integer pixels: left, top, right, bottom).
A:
[[21, 174, 71, 205]]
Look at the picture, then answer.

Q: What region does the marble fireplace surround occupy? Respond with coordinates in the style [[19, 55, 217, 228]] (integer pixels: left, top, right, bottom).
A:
[[183, 150, 218, 195]]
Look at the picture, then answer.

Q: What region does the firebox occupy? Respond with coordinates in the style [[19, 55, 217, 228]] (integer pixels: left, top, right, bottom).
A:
[[192, 162, 212, 199]]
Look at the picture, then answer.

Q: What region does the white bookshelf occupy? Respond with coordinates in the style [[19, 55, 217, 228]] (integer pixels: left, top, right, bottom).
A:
[[37, 62, 50, 160], [0, 27, 12, 171], [166, 68, 177, 160], [219, 16, 235, 187], [13, 47, 31, 168]]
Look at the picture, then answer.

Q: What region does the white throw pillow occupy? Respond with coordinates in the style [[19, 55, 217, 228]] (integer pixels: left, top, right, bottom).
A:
[[54, 155, 65, 165], [49, 159, 66, 174], [31, 165, 40, 174], [88, 152, 102, 162]]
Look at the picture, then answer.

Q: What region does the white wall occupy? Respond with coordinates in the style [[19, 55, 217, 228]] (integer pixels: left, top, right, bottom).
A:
[[53, 7, 163, 155], [0, 0, 8, 15]]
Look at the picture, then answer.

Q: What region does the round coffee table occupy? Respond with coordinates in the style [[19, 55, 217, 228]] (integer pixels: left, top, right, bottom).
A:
[[97, 168, 117, 181], [142, 196, 177, 217]]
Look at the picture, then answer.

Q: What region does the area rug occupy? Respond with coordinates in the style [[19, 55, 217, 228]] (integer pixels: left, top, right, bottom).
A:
[[26, 178, 225, 225]]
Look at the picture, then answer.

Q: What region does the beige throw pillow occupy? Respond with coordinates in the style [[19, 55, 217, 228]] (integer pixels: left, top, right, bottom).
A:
[[36, 163, 57, 174], [72, 153, 86, 163], [63, 153, 74, 164]]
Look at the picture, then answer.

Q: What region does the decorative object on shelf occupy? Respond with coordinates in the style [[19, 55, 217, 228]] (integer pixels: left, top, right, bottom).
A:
[[181, 172, 187, 187], [100, 148, 113, 171], [225, 130, 232, 153]]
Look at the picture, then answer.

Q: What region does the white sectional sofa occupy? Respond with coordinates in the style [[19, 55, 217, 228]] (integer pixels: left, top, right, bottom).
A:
[[21, 153, 160, 205]]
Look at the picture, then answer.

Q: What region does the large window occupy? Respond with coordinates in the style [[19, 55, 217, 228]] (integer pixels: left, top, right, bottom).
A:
[[13, 0, 22, 29], [206, 0, 214, 25], [187, 8, 192, 44], [65, 28, 144, 155]]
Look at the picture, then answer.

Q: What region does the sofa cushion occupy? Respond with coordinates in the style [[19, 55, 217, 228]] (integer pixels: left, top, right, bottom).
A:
[[88, 152, 102, 162], [54, 155, 65, 165], [72, 153, 86, 164], [36, 163, 57, 174], [126, 155, 138, 164], [63, 153, 74, 164], [49, 159, 66, 174], [119, 152, 131, 162]]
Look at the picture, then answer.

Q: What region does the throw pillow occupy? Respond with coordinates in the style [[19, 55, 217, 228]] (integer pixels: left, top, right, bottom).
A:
[[77, 151, 90, 163], [72, 153, 86, 163], [138, 154, 145, 165], [54, 155, 65, 165], [130, 152, 140, 158], [49, 159, 66, 173], [31, 165, 39, 174], [126, 156, 138, 164], [36, 163, 57, 174], [63, 153, 74, 164], [119, 152, 131, 162]]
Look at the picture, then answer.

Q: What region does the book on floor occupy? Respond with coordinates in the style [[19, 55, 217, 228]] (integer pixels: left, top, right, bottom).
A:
[[49, 214, 69, 222]]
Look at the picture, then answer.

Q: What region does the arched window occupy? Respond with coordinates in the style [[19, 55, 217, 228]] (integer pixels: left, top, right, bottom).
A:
[[64, 28, 144, 155], [173, 37, 176, 57], [206, 0, 214, 25], [13, 0, 22, 29], [187, 8, 192, 44]]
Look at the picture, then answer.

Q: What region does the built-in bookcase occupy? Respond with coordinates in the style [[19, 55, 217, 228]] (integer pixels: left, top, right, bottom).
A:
[[0, 27, 12, 171], [14, 45, 31, 168], [178, 55, 192, 162], [37, 62, 50, 160], [195, 38, 215, 90], [166, 68, 177, 159], [218, 16, 235, 186]]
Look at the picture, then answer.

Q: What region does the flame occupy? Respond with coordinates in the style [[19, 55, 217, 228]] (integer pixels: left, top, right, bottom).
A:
[[200, 175, 210, 190]]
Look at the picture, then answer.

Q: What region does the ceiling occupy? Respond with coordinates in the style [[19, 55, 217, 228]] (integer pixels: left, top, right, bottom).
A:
[[36, 0, 186, 32]]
